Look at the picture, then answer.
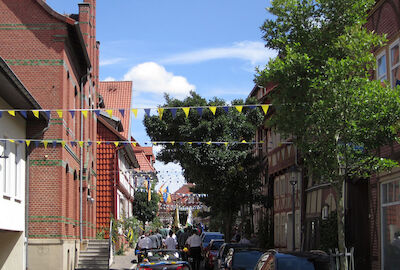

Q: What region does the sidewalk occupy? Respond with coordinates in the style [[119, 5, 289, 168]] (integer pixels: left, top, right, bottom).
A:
[[110, 248, 137, 270]]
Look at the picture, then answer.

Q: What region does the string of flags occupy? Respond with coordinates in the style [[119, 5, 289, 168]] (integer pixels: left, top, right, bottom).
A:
[[0, 104, 270, 120], [135, 187, 207, 198], [0, 138, 266, 148], [159, 204, 205, 211]]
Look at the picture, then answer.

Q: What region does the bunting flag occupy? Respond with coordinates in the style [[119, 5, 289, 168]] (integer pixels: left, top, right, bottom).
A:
[[119, 109, 125, 117], [61, 141, 66, 148], [131, 108, 138, 118], [235, 105, 243, 113], [106, 109, 113, 118], [209, 106, 217, 115], [78, 141, 84, 148], [144, 109, 151, 116], [8, 110, 15, 117], [196, 107, 203, 117], [56, 110, 63, 118], [82, 110, 88, 118], [32, 110, 39, 118], [26, 140, 31, 147], [182, 107, 190, 118], [170, 108, 178, 119], [222, 106, 229, 113], [0, 111, 2, 118], [158, 108, 164, 120], [20, 111, 27, 118], [69, 110, 75, 118], [261, 104, 270, 115], [94, 110, 100, 117], [114, 142, 119, 147], [131, 142, 137, 147], [45, 111, 50, 118], [43, 140, 48, 149]]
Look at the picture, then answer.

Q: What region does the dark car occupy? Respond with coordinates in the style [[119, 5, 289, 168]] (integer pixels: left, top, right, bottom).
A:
[[201, 232, 224, 252], [225, 248, 263, 270], [204, 239, 225, 269], [215, 243, 253, 270], [254, 250, 332, 270], [137, 249, 191, 270]]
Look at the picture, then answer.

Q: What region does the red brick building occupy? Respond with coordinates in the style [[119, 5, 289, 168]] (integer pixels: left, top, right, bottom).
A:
[[0, 0, 99, 269], [367, 1, 400, 269], [96, 81, 138, 232]]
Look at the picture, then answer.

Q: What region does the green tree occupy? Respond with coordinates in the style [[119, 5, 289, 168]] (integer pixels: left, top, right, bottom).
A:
[[132, 191, 160, 228], [144, 92, 264, 239], [257, 0, 400, 268]]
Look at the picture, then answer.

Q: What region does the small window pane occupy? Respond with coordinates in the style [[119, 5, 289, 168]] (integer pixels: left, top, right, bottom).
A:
[[391, 45, 399, 67], [392, 66, 400, 87], [382, 183, 388, 204], [378, 55, 387, 78]]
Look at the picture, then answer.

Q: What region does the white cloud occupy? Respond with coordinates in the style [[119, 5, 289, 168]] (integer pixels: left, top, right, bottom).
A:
[[123, 62, 195, 98], [100, 58, 125, 67], [103, 76, 116, 82], [162, 41, 276, 65]]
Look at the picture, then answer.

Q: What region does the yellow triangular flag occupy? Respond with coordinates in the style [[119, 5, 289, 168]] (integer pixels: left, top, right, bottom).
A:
[[260, 140, 265, 144], [153, 142, 157, 145], [8, 110, 15, 116], [224, 142, 229, 147], [56, 110, 63, 118], [43, 141, 48, 149], [131, 109, 138, 118], [242, 140, 247, 143], [82, 110, 88, 118], [235, 106, 243, 113], [188, 142, 193, 145], [114, 142, 119, 147], [106, 109, 113, 118], [97, 141, 102, 145], [61, 141, 66, 148], [206, 141, 212, 145], [209, 106, 217, 115], [9, 139, 15, 143], [171, 141, 175, 145], [182, 107, 190, 118], [32, 110, 39, 118], [158, 108, 164, 120], [78, 141, 84, 148], [261, 104, 270, 115], [132, 142, 137, 147], [26, 140, 31, 147]]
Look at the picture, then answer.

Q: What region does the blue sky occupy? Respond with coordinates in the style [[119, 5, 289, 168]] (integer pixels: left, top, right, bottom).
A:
[[47, 0, 275, 191]]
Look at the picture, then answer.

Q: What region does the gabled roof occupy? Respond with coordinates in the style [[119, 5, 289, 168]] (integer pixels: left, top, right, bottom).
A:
[[0, 57, 48, 121], [98, 81, 132, 139], [133, 146, 156, 173], [174, 184, 195, 195]]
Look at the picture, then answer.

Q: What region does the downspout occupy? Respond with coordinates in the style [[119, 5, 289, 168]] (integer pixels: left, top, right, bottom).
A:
[[80, 70, 89, 242], [114, 146, 123, 218]]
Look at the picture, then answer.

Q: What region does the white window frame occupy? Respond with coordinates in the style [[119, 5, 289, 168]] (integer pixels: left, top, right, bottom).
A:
[[390, 40, 400, 87], [376, 50, 387, 82], [0, 139, 6, 196]]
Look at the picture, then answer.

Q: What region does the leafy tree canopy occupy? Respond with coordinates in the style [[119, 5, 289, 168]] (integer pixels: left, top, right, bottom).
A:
[[144, 91, 265, 236], [132, 191, 160, 227]]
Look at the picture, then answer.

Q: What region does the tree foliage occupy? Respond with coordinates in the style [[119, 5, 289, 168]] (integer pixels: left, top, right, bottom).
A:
[[144, 91, 265, 237], [132, 191, 160, 227], [256, 0, 400, 267]]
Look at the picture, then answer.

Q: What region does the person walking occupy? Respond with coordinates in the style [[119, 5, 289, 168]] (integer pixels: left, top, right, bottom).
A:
[[164, 230, 178, 250], [185, 229, 202, 270]]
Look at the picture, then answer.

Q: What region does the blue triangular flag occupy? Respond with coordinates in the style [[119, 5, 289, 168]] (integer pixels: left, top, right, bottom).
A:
[[196, 108, 203, 117], [45, 110, 51, 118], [179, 142, 184, 145], [87, 141, 92, 147], [18, 140, 23, 144], [70, 141, 77, 147], [248, 105, 256, 110], [144, 109, 151, 116], [222, 106, 229, 113], [196, 142, 201, 146], [69, 110, 75, 118], [94, 110, 100, 116], [52, 141, 57, 148], [34, 141, 39, 148], [170, 108, 178, 119], [0, 111, 2, 118], [119, 109, 125, 117], [20, 111, 27, 118], [105, 142, 111, 145]]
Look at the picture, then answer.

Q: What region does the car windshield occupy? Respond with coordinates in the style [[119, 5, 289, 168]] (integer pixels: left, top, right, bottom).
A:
[[146, 251, 181, 262], [204, 234, 223, 243], [210, 241, 224, 250], [277, 257, 315, 270], [232, 250, 263, 270]]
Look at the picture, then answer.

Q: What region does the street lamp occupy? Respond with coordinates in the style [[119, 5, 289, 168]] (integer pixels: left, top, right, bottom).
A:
[[289, 165, 300, 251]]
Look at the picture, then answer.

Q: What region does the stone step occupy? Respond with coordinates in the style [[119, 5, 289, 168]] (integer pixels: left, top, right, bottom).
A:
[[79, 258, 109, 264], [76, 265, 109, 270], [80, 251, 109, 257]]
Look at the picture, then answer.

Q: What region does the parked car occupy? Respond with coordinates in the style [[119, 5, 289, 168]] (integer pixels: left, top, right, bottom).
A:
[[137, 249, 191, 270], [215, 243, 253, 270], [204, 239, 225, 269], [225, 248, 263, 270], [254, 250, 332, 270], [201, 232, 224, 252]]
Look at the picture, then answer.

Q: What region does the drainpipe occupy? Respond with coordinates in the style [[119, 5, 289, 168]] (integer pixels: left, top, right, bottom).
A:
[[80, 70, 90, 242], [114, 146, 123, 219]]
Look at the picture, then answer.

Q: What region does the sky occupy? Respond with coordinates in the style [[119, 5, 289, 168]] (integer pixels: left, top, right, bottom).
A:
[[47, 0, 275, 192]]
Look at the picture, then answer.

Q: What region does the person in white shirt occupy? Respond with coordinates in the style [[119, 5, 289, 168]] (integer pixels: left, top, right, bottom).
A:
[[185, 229, 202, 270], [138, 233, 152, 250], [164, 230, 178, 250]]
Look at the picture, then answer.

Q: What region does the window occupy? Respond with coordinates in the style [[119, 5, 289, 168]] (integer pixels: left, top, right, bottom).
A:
[[377, 52, 387, 82], [391, 42, 400, 87], [0, 140, 7, 195]]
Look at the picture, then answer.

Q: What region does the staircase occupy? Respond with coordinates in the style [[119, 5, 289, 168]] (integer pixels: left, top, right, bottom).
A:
[[76, 239, 110, 270]]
